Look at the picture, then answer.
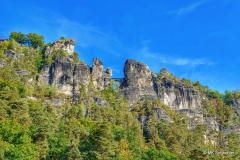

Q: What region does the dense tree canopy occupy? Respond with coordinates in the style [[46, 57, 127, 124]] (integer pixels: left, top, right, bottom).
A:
[[0, 32, 239, 159]]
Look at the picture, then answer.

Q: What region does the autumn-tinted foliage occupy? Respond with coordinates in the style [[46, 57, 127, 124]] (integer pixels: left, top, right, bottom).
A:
[[0, 32, 239, 159]]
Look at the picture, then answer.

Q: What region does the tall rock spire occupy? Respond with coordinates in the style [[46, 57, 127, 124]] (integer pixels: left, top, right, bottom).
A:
[[92, 58, 104, 90]]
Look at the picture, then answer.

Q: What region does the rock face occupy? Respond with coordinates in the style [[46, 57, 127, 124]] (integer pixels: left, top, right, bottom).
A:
[[73, 63, 91, 94], [118, 59, 158, 107], [0, 59, 7, 67], [152, 107, 174, 123], [16, 69, 31, 76], [104, 68, 112, 86], [39, 56, 90, 95], [159, 80, 201, 111], [118, 59, 201, 112], [220, 124, 240, 136], [92, 58, 104, 90], [51, 56, 74, 95], [92, 97, 109, 107], [45, 38, 75, 56], [4, 50, 24, 60], [160, 68, 168, 75], [229, 99, 240, 120]]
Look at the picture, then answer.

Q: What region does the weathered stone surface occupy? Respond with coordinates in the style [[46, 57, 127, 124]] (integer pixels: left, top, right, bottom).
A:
[[176, 109, 202, 118], [4, 50, 24, 60], [38, 65, 52, 85], [73, 63, 90, 94], [118, 59, 157, 106], [121, 59, 153, 88], [92, 58, 104, 90], [27, 96, 38, 101], [160, 68, 168, 75], [118, 59, 201, 111], [39, 56, 90, 95], [83, 96, 109, 108], [0, 58, 7, 67], [92, 97, 109, 107], [104, 68, 112, 86], [139, 107, 173, 137], [16, 69, 31, 76], [220, 124, 240, 136], [188, 114, 219, 131], [43, 98, 63, 116], [118, 87, 141, 107], [203, 115, 219, 131], [229, 99, 240, 120], [158, 79, 201, 111], [45, 38, 75, 56], [153, 107, 174, 123], [51, 56, 73, 95]]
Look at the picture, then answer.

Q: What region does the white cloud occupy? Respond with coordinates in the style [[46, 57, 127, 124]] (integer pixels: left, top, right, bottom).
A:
[[167, 1, 206, 15], [28, 12, 121, 57], [141, 46, 216, 67]]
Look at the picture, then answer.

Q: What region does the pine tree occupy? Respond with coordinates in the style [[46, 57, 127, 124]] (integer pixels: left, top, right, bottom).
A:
[[90, 121, 115, 159], [67, 144, 82, 160]]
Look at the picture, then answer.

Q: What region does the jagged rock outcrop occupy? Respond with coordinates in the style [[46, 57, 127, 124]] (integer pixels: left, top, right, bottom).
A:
[[118, 59, 158, 107], [104, 68, 112, 86], [51, 56, 74, 95], [152, 107, 174, 123], [16, 69, 30, 76], [220, 124, 240, 136], [0, 58, 6, 67], [4, 50, 24, 60], [159, 79, 201, 111], [118, 59, 201, 112], [121, 59, 153, 88], [38, 65, 52, 85], [160, 68, 180, 80], [38, 56, 90, 95], [160, 68, 168, 75], [229, 99, 240, 120], [92, 97, 109, 107], [45, 38, 75, 56], [92, 58, 104, 90], [73, 63, 91, 94]]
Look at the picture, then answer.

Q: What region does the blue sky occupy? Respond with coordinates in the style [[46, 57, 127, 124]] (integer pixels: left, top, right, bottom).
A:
[[1, 0, 240, 93]]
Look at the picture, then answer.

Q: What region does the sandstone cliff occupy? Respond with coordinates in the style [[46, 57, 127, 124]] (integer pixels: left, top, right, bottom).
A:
[[44, 38, 75, 56], [35, 40, 240, 137], [118, 59, 201, 112]]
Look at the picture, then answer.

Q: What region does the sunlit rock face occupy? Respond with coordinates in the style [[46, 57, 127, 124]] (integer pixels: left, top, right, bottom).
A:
[[118, 59, 158, 107], [229, 99, 240, 121], [118, 59, 201, 111], [158, 79, 201, 111], [16, 69, 31, 76], [122, 59, 153, 88], [44, 38, 75, 56], [220, 124, 240, 136], [38, 56, 90, 95], [0, 58, 7, 67], [92, 58, 104, 90], [4, 50, 24, 60], [104, 68, 112, 86], [73, 63, 90, 94]]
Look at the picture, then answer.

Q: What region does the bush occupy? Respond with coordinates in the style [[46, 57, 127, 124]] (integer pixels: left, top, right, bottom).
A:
[[181, 78, 192, 85]]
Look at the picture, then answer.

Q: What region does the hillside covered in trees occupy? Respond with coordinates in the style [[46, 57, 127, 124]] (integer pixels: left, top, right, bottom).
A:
[[0, 31, 240, 159]]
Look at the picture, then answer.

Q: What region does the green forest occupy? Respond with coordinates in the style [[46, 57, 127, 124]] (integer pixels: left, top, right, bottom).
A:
[[0, 32, 240, 160]]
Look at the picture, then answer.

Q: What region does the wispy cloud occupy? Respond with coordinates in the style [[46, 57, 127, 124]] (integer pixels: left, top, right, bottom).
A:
[[167, 1, 206, 15], [28, 11, 121, 57], [141, 46, 217, 67]]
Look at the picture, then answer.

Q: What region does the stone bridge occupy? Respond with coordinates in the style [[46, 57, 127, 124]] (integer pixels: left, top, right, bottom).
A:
[[110, 78, 124, 84]]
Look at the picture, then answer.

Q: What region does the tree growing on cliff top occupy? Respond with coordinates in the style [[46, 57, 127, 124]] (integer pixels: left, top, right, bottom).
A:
[[27, 33, 44, 48], [9, 31, 27, 46]]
